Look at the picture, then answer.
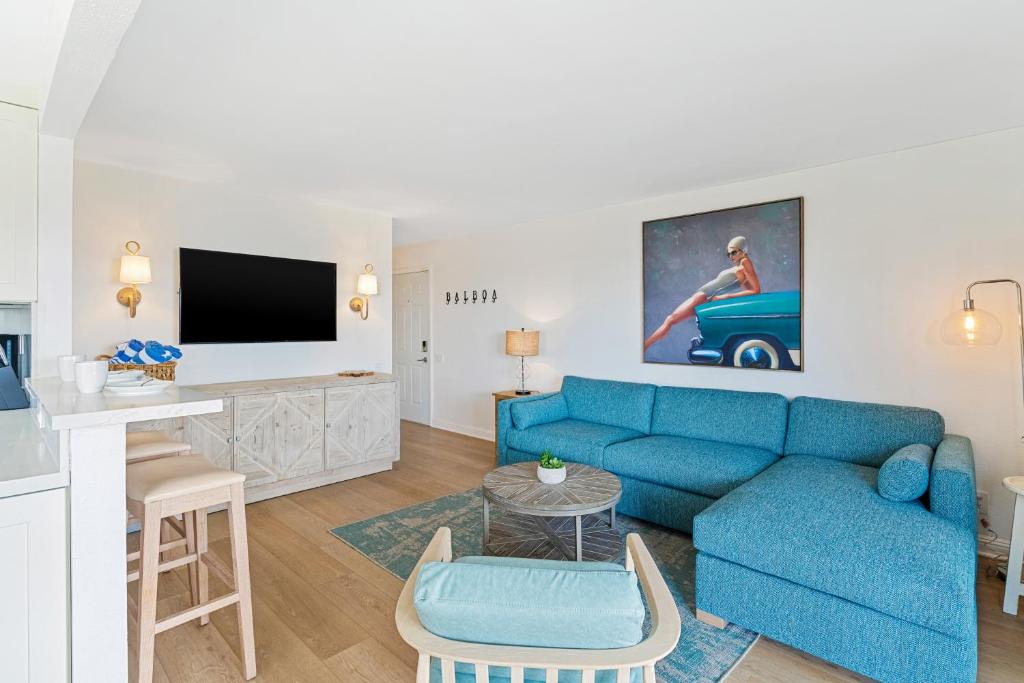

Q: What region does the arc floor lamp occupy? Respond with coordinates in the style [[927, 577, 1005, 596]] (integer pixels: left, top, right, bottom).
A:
[[941, 278, 1024, 615]]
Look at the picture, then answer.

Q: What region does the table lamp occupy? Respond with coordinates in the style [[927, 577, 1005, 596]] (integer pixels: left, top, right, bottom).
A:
[[505, 328, 540, 395]]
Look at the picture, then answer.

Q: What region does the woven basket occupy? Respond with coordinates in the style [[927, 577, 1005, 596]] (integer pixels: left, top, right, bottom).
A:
[[97, 356, 177, 381]]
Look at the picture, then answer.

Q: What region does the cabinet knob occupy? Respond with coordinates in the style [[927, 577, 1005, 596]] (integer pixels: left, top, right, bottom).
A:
[[325, 422, 332, 428], [226, 436, 231, 444]]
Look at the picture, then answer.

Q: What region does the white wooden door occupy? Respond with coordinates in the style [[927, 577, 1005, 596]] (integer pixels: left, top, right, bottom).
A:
[[0, 488, 68, 683], [393, 270, 430, 424], [324, 386, 364, 469], [183, 397, 234, 471], [0, 103, 37, 302]]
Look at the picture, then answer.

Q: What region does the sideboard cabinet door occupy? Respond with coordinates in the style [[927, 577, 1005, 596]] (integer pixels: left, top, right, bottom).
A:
[[363, 382, 398, 461], [233, 393, 280, 488], [0, 488, 67, 683], [0, 103, 37, 302], [274, 389, 325, 480], [325, 386, 364, 468], [183, 397, 233, 471]]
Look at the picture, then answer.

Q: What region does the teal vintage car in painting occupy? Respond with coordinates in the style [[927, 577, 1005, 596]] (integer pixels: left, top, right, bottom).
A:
[[688, 290, 801, 370]]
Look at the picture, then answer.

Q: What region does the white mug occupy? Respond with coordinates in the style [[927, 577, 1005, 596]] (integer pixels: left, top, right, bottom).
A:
[[57, 354, 86, 382], [74, 361, 109, 394]]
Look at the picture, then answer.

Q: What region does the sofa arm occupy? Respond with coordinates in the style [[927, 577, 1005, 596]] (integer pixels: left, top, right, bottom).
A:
[[496, 393, 556, 464], [929, 435, 977, 537]]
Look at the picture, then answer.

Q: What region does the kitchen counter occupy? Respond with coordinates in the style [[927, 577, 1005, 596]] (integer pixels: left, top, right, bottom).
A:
[[0, 408, 66, 498], [21, 376, 225, 683]]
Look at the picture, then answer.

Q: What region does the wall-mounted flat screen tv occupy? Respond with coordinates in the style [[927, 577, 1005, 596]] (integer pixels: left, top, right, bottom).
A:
[[179, 248, 337, 344]]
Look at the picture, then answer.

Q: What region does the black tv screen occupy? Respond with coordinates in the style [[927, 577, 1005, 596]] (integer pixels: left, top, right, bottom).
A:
[[179, 248, 337, 344]]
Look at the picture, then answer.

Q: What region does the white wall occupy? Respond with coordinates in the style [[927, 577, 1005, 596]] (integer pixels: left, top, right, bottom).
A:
[[73, 160, 393, 385], [396, 127, 1024, 540], [32, 134, 75, 377]]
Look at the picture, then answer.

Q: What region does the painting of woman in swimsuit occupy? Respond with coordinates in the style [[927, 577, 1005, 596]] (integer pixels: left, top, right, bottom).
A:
[[642, 198, 802, 369]]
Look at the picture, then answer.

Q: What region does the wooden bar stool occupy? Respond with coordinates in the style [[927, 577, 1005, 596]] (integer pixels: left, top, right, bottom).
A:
[[126, 430, 192, 462], [126, 455, 257, 683]]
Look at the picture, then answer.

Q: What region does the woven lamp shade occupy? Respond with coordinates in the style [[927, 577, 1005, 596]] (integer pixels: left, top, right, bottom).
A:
[[505, 329, 540, 357]]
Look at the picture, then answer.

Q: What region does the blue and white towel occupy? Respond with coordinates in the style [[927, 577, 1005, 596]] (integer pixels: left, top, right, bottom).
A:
[[109, 339, 183, 365]]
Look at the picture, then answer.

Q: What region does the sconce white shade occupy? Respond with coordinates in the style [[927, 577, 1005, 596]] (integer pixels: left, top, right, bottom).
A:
[[119, 254, 152, 284], [357, 264, 378, 296]]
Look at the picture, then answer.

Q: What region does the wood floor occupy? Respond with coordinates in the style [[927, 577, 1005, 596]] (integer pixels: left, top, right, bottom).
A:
[[134, 421, 1024, 683]]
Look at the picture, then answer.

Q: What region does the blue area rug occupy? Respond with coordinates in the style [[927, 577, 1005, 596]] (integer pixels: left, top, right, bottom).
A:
[[330, 488, 757, 682]]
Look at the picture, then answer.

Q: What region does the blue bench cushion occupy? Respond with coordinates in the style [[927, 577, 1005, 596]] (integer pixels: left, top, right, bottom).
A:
[[561, 376, 656, 434], [693, 455, 976, 638], [414, 559, 645, 650], [604, 436, 778, 499], [651, 386, 789, 453], [430, 659, 640, 683], [506, 419, 642, 468], [877, 444, 933, 502], [784, 396, 944, 467], [511, 394, 569, 430]]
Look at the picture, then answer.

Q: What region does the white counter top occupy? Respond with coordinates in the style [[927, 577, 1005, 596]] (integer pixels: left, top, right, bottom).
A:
[[0, 409, 67, 498], [188, 371, 397, 397], [26, 376, 224, 430]]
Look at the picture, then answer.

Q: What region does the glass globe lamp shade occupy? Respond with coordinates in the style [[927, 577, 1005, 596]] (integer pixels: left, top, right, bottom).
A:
[[940, 307, 1002, 346]]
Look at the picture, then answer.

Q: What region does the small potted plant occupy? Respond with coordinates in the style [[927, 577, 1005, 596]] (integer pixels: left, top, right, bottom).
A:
[[537, 450, 566, 484]]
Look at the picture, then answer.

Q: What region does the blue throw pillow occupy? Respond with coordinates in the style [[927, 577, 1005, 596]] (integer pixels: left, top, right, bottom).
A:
[[414, 559, 645, 649], [511, 394, 568, 430], [877, 443, 934, 502]]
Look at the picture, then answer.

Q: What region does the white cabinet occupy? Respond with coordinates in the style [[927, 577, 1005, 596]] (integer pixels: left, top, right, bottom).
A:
[[0, 488, 67, 683], [0, 103, 38, 302]]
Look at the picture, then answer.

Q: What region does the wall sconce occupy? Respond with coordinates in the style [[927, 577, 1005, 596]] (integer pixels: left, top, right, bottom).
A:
[[349, 263, 379, 320], [116, 240, 152, 318]]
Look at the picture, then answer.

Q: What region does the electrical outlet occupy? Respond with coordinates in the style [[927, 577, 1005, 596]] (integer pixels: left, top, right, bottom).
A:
[[976, 491, 989, 518]]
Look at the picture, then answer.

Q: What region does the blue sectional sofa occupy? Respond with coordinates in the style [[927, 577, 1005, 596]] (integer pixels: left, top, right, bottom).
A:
[[496, 375, 977, 683]]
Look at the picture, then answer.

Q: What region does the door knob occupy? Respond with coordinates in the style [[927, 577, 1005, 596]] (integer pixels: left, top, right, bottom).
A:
[[416, 357, 428, 363]]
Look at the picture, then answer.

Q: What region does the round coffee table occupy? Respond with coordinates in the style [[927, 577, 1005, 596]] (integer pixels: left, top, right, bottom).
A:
[[482, 462, 622, 562]]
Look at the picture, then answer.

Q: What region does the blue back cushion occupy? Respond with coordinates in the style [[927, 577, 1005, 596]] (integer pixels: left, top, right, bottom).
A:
[[414, 559, 645, 649], [560, 376, 656, 433], [511, 394, 569, 430], [784, 396, 945, 467], [651, 386, 789, 453]]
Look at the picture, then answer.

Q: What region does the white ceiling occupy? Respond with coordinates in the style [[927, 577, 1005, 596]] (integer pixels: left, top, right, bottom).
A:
[[0, 0, 73, 108], [76, 0, 1024, 245]]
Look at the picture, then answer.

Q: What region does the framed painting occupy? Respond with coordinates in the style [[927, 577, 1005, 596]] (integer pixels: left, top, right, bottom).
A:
[[642, 197, 803, 371]]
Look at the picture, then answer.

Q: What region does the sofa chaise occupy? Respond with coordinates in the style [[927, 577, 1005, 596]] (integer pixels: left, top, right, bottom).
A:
[[496, 375, 977, 683]]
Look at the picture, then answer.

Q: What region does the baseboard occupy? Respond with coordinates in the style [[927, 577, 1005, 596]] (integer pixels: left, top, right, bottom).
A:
[[979, 532, 1010, 559], [430, 419, 494, 442]]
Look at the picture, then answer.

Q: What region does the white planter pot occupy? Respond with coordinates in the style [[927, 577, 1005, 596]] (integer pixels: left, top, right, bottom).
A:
[[537, 465, 566, 484]]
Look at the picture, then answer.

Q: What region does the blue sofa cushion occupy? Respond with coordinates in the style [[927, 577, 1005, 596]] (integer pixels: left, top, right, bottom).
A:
[[604, 435, 778, 499], [651, 386, 789, 453], [784, 396, 945, 467], [506, 419, 642, 468], [693, 455, 976, 638], [511, 394, 568, 430], [414, 559, 645, 649], [430, 659, 640, 683], [930, 435, 978, 534], [878, 444, 933, 502], [560, 376, 656, 434]]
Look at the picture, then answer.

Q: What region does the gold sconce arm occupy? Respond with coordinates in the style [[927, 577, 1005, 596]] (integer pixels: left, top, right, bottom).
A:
[[117, 284, 143, 318], [349, 296, 369, 320]]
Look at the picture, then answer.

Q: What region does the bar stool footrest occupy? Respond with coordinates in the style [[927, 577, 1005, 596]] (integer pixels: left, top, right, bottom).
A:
[[155, 592, 240, 634]]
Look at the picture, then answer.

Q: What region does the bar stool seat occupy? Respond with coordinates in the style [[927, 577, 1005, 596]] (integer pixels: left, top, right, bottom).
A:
[[127, 455, 244, 502], [126, 454, 256, 682], [126, 431, 192, 462]]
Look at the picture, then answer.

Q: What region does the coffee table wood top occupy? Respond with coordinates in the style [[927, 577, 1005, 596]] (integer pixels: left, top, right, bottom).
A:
[[482, 462, 621, 516]]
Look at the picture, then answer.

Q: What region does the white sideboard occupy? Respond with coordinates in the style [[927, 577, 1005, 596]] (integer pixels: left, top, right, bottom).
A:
[[130, 373, 400, 503]]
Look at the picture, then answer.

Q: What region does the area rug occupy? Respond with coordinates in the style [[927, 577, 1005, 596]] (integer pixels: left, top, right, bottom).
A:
[[330, 488, 757, 682]]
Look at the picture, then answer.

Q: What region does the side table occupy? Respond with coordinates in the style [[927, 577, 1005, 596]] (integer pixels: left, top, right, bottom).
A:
[[1004, 475, 1024, 615], [492, 389, 539, 461]]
